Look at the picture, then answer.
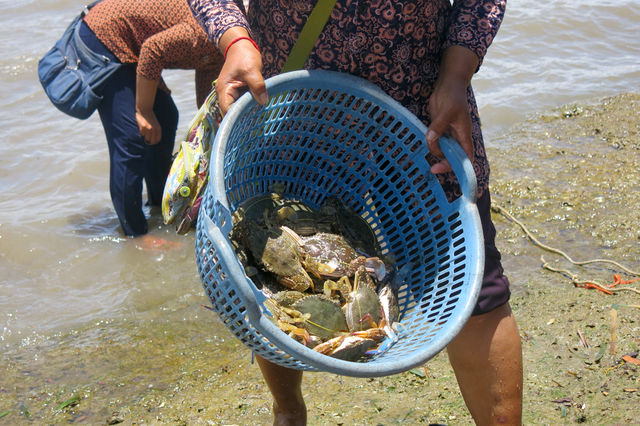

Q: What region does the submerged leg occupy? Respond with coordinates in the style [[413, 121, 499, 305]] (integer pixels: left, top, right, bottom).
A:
[[98, 65, 147, 237], [255, 355, 307, 425]]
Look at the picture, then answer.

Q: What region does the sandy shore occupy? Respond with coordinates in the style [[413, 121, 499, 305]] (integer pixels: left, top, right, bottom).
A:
[[1, 93, 639, 425]]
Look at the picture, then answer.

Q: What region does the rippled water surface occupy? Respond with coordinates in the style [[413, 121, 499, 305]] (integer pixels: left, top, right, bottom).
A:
[[1, 0, 639, 345]]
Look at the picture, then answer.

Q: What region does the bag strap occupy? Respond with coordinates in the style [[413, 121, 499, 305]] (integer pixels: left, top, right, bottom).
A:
[[280, 0, 338, 73]]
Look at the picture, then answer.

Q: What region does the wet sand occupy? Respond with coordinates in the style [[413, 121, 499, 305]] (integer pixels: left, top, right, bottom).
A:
[[1, 93, 639, 425]]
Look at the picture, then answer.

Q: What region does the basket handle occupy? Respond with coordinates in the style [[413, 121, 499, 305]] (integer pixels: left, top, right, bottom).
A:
[[438, 135, 478, 203]]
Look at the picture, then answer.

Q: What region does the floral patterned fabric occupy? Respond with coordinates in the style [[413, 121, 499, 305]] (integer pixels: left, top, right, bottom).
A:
[[187, 0, 507, 199]]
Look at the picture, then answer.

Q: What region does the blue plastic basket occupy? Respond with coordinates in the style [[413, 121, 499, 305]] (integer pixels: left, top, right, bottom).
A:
[[195, 70, 484, 377]]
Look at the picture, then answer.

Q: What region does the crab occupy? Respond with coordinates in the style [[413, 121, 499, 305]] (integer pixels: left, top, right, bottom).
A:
[[233, 219, 314, 292], [233, 191, 334, 236], [320, 196, 382, 257], [280, 226, 388, 282], [323, 266, 383, 332], [313, 327, 387, 361], [343, 266, 383, 331], [291, 294, 349, 341], [263, 297, 313, 345], [264, 293, 350, 346]]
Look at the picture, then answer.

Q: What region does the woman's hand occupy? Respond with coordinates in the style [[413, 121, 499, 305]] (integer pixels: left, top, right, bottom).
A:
[[135, 108, 162, 145], [426, 45, 479, 174], [216, 28, 267, 115], [135, 75, 161, 145]]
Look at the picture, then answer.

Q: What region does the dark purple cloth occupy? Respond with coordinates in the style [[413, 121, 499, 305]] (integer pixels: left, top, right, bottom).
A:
[[474, 189, 511, 315], [187, 0, 507, 201]]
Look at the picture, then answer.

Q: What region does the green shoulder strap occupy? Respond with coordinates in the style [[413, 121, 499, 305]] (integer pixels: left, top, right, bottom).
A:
[[280, 0, 338, 73]]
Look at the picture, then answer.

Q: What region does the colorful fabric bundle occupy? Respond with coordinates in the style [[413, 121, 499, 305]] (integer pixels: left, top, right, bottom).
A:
[[161, 88, 220, 234]]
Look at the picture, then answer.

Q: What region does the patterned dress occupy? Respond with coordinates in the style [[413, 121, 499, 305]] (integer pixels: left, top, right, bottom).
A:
[[187, 0, 506, 199]]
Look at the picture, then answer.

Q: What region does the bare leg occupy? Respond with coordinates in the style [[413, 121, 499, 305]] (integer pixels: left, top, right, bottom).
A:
[[255, 355, 307, 426], [446, 302, 523, 425]]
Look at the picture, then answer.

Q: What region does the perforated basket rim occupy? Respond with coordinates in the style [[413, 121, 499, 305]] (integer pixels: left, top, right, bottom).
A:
[[200, 70, 484, 377]]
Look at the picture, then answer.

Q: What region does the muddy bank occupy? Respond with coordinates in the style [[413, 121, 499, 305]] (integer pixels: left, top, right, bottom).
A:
[[1, 93, 639, 425]]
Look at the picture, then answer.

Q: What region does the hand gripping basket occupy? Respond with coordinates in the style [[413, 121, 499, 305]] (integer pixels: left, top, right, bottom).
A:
[[195, 70, 484, 377]]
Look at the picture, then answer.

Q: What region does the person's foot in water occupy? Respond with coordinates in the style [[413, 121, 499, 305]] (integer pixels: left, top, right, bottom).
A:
[[136, 234, 184, 251]]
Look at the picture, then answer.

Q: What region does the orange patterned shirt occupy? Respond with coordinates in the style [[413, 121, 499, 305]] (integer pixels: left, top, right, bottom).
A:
[[84, 0, 223, 105]]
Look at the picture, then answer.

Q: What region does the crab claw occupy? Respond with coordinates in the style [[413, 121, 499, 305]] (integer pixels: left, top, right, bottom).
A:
[[351, 327, 387, 341], [357, 312, 379, 330], [364, 336, 395, 356], [364, 257, 387, 281], [278, 321, 312, 346]]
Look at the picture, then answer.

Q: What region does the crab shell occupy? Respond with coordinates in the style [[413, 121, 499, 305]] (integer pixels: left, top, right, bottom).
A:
[[343, 267, 383, 332], [313, 335, 376, 361], [234, 220, 313, 292], [269, 201, 336, 236], [280, 226, 365, 278], [313, 328, 387, 361], [378, 283, 399, 326], [292, 294, 348, 341], [232, 193, 281, 226], [320, 196, 382, 257], [273, 290, 308, 308]]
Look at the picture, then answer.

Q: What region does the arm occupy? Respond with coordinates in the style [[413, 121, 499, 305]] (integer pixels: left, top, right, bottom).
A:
[[135, 75, 162, 145], [426, 0, 507, 174], [187, 0, 248, 45], [426, 45, 479, 174], [135, 23, 206, 144], [187, 0, 265, 115], [216, 27, 265, 115]]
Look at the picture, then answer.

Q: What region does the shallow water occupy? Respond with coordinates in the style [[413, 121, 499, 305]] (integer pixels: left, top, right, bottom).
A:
[[475, 0, 640, 140], [1, 0, 639, 347]]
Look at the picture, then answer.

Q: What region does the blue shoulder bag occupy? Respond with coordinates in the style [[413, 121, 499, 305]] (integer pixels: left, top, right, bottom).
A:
[[38, 1, 122, 119]]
